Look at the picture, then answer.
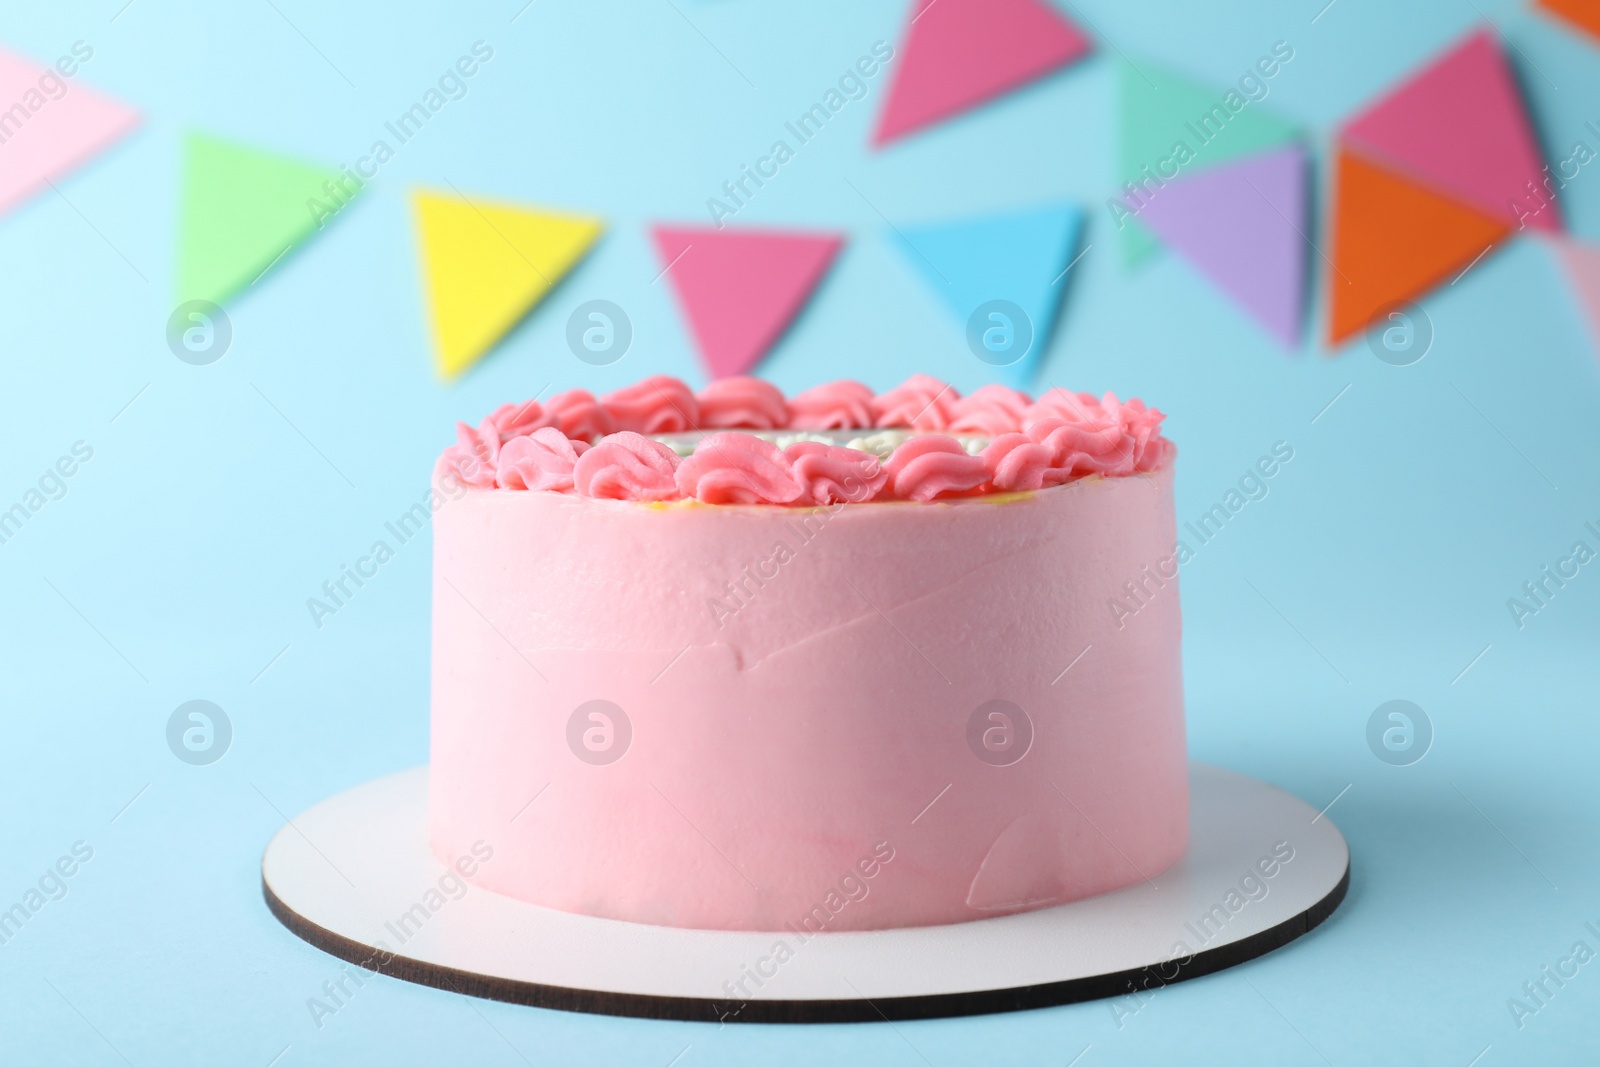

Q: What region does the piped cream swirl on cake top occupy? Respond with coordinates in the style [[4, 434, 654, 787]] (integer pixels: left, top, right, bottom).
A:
[[436, 374, 1171, 505]]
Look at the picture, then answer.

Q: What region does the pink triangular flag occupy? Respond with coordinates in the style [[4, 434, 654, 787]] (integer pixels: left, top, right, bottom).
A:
[[1135, 146, 1307, 346], [1341, 28, 1558, 233], [0, 47, 139, 216], [651, 226, 842, 378], [1554, 239, 1600, 355], [873, 0, 1092, 147]]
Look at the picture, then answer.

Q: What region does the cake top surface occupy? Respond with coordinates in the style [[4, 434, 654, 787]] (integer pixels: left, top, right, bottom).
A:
[[435, 374, 1171, 506]]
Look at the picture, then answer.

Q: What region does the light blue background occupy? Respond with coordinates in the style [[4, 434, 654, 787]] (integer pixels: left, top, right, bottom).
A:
[[2, 0, 1598, 1062]]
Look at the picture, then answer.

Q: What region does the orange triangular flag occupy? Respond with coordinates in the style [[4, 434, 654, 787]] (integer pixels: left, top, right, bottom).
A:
[[1539, 0, 1600, 45], [1327, 147, 1513, 344]]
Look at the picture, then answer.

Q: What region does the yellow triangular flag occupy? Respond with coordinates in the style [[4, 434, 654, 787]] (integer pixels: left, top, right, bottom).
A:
[[412, 189, 604, 378]]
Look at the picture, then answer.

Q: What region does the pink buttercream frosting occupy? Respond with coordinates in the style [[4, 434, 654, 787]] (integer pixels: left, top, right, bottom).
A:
[[484, 399, 547, 441], [1024, 391, 1170, 477], [429, 464, 1188, 931], [437, 375, 1171, 504], [872, 373, 959, 430], [785, 441, 888, 505], [1021, 386, 1103, 427], [573, 431, 682, 501], [675, 433, 804, 505], [542, 389, 617, 441], [435, 421, 500, 489], [695, 377, 790, 430], [982, 432, 1061, 492], [788, 380, 876, 429], [495, 427, 582, 491], [883, 435, 990, 501], [948, 384, 1034, 436], [602, 375, 699, 434]]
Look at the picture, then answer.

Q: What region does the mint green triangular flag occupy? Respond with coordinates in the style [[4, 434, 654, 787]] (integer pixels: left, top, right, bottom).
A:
[[1117, 60, 1300, 266], [177, 132, 355, 304]]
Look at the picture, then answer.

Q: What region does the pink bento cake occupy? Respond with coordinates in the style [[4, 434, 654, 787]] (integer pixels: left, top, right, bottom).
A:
[[427, 374, 1186, 932]]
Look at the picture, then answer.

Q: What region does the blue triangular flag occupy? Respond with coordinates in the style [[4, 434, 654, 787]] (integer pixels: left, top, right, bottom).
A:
[[894, 203, 1085, 386]]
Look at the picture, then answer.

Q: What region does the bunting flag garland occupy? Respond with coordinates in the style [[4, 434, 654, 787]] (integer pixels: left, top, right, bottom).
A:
[[177, 132, 358, 305], [873, 0, 1092, 146], [1136, 145, 1307, 347], [651, 225, 842, 379], [1535, 0, 1600, 48], [0, 45, 139, 218], [1115, 57, 1300, 267], [893, 203, 1085, 384], [413, 189, 604, 378], [1326, 28, 1555, 344]]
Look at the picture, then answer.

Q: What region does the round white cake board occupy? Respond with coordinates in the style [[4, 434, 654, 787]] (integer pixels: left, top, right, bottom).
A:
[[262, 763, 1348, 1022]]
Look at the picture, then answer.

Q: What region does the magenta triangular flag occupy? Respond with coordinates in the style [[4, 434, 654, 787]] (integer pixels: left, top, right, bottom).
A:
[[1135, 145, 1306, 347], [1555, 239, 1600, 357], [1341, 28, 1557, 233], [651, 226, 843, 378], [873, 0, 1092, 147], [0, 47, 139, 216]]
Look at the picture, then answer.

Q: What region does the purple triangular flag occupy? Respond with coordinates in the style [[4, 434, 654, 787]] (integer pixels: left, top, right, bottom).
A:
[[1135, 145, 1306, 347]]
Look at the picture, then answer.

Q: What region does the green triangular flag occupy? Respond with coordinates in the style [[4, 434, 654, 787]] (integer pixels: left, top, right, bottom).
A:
[[1117, 59, 1300, 266], [177, 132, 356, 305]]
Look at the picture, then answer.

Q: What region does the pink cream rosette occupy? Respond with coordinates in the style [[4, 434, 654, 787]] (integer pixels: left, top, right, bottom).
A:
[[436, 420, 500, 489], [483, 399, 547, 442], [601, 375, 699, 434], [542, 389, 618, 441], [787, 380, 876, 430], [695, 377, 790, 430], [785, 441, 888, 505], [882, 435, 989, 501], [675, 433, 804, 505], [947, 384, 1033, 436], [871, 374, 959, 431], [572, 431, 682, 501], [981, 432, 1060, 492], [495, 427, 584, 491]]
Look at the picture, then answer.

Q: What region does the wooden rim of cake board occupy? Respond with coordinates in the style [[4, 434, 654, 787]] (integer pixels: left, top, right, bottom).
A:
[[265, 863, 1346, 1023], [262, 765, 1349, 1024]]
